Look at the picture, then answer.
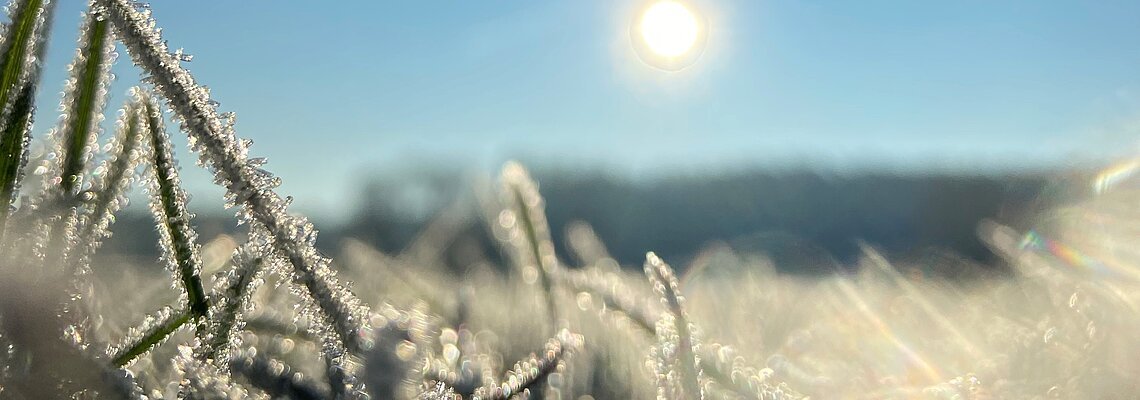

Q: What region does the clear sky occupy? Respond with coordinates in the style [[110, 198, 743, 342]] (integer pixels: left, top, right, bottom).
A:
[[30, 1, 1140, 222]]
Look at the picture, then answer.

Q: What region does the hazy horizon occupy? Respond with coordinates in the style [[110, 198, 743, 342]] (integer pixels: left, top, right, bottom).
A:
[[27, 1, 1140, 222]]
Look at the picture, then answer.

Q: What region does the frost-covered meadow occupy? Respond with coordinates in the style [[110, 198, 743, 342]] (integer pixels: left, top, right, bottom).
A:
[[1, 0, 1139, 399]]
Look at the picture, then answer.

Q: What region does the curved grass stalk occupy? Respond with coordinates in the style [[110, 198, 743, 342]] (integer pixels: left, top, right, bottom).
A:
[[645, 252, 703, 400], [140, 92, 209, 324], [98, 0, 370, 353], [469, 329, 582, 400], [560, 258, 799, 399], [203, 237, 266, 367], [500, 161, 561, 331], [560, 268, 660, 333]]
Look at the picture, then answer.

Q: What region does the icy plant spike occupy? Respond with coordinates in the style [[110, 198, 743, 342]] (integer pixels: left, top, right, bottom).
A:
[[111, 306, 192, 367], [469, 329, 583, 400], [203, 238, 265, 366], [0, 0, 53, 128], [501, 161, 561, 330], [141, 92, 209, 322], [50, 2, 113, 196], [0, 0, 55, 232], [645, 252, 703, 400], [72, 97, 144, 266], [0, 82, 32, 233], [97, 0, 371, 351]]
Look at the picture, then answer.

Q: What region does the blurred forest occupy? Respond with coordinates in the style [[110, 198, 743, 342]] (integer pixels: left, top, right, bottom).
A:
[[99, 167, 1059, 277]]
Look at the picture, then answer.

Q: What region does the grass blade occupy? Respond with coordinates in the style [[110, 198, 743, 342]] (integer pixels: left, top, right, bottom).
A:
[[470, 329, 582, 400], [99, 0, 371, 355], [72, 97, 144, 265], [0, 0, 56, 240], [110, 306, 192, 367], [140, 92, 208, 323], [499, 161, 562, 331], [0, 81, 33, 235], [44, 3, 114, 197], [645, 252, 703, 400], [203, 236, 266, 366], [0, 0, 54, 129]]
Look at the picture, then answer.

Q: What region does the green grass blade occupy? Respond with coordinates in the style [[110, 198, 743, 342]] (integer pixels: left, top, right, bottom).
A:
[[99, 0, 371, 355], [111, 306, 192, 367], [0, 0, 56, 238], [0, 81, 33, 234], [50, 5, 114, 196], [0, 0, 52, 125], [141, 93, 208, 322]]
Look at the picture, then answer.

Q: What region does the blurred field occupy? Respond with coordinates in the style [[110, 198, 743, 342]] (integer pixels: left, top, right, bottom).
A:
[[77, 164, 1140, 398]]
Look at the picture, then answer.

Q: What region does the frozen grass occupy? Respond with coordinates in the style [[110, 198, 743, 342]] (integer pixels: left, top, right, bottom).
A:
[[1, 0, 1140, 399]]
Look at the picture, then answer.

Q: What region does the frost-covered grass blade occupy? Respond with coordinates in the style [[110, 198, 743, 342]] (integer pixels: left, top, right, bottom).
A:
[[72, 96, 144, 265], [98, 0, 372, 353], [645, 252, 703, 400], [110, 306, 192, 367], [52, 4, 113, 196], [0, 82, 33, 232], [140, 92, 209, 323]]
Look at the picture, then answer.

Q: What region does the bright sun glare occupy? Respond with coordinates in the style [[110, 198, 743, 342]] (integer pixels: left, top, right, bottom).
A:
[[639, 1, 699, 58]]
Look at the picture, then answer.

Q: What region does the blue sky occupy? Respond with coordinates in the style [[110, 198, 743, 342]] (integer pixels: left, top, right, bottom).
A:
[[30, 1, 1140, 221]]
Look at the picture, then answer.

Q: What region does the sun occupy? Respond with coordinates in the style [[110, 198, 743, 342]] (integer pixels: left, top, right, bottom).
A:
[[630, 0, 707, 71], [639, 1, 699, 57]]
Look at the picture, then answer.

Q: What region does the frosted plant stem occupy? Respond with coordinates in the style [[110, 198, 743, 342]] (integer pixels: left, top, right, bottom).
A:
[[111, 307, 192, 367], [558, 268, 659, 333], [0, 0, 55, 242], [645, 252, 703, 400], [72, 97, 143, 266], [0, 82, 33, 239], [141, 93, 209, 324], [97, 0, 370, 352], [0, 0, 54, 138], [41, 2, 113, 270], [203, 238, 265, 367], [470, 329, 582, 400], [500, 162, 561, 332], [48, 2, 113, 197]]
